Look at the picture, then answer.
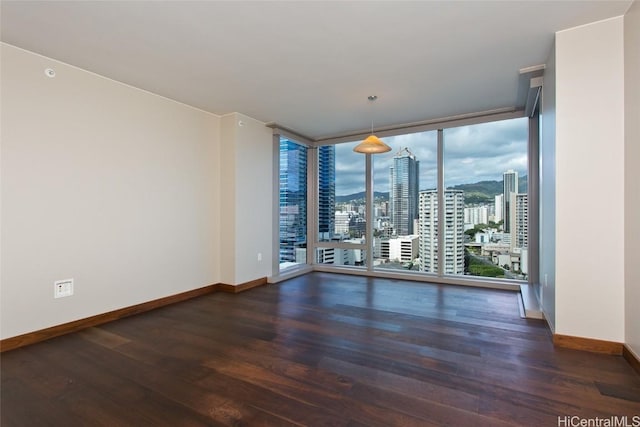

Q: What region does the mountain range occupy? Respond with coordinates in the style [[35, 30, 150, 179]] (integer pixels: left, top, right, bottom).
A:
[[336, 176, 528, 204]]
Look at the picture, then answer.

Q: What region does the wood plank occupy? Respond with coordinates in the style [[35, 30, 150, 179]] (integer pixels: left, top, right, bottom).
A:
[[2, 272, 639, 426], [77, 326, 131, 349]]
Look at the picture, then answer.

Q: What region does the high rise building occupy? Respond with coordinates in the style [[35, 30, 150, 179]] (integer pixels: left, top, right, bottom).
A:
[[318, 145, 335, 241], [464, 205, 489, 226], [494, 194, 504, 223], [503, 170, 518, 232], [280, 143, 334, 262], [279, 138, 307, 263], [334, 211, 351, 235], [389, 148, 419, 236], [510, 193, 528, 252], [419, 190, 465, 274]]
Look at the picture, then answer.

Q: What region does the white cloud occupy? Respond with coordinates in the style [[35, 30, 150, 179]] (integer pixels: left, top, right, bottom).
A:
[[334, 116, 528, 195]]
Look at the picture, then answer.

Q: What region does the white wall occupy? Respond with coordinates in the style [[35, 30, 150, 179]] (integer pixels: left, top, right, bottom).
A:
[[219, 114, 237, 285], [0, 44, 221, 339], [624, 1, 640, 358], [554, 18, 625, 342], [219, 113, 273, 285]]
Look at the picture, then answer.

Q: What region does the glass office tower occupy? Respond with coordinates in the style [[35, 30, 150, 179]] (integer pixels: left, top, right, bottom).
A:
[[389, 148, 419, 236], [318, 145, 335, 241], [279, 138, 307, 263]]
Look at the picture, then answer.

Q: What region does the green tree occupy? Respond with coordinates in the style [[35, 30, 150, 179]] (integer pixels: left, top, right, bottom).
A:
[[468, 264, 505, 277]]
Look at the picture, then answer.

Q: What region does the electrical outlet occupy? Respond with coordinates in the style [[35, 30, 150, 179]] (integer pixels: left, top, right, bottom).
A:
[[54, 279, 74, 298], [544, 273, 548, 287], [257, 253, 262, 262]]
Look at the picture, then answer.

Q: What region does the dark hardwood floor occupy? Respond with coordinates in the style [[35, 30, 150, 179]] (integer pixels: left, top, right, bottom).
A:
[[2, 272, 639, 426]]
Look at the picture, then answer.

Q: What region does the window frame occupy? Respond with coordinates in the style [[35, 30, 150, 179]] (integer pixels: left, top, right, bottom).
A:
[[269, 106, 540, 290]]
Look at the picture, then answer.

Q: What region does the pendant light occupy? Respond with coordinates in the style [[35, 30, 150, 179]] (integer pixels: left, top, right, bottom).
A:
[[353, 95, 392, 154]]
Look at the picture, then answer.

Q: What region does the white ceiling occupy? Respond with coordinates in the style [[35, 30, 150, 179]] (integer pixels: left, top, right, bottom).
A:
[[1, 0, 632, 139]]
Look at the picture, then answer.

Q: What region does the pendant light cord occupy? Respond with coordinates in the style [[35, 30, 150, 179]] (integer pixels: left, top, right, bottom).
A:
[[368, 95, 377, 135]]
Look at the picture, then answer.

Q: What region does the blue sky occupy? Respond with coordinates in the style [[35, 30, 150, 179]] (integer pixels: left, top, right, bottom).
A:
[[334, 116, 528, 196]]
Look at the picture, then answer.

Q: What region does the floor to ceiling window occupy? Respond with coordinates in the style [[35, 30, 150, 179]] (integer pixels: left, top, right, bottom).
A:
[[279, 137, 308, 271], [315, 141, 367, 267], [312, 115, 531, 286], [443, 118, 528, 280], [372, 131, 437, 272]]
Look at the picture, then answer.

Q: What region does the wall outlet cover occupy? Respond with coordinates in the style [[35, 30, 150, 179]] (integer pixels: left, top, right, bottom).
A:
[[54, 279, 74, 298]]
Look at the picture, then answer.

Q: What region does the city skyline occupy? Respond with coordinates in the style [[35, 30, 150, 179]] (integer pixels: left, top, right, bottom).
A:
[[280, 118, 530, 276], [334, 117, 528, 196]]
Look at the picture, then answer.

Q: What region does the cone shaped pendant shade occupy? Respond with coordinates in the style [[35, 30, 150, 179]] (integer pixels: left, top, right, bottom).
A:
[[353, 134, 392, 154], [353, 95, 391, 154]]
